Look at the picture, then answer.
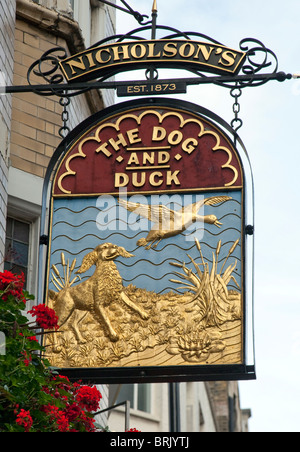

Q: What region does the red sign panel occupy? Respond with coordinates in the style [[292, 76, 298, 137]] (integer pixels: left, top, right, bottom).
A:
[[53, 106, 242, 196]]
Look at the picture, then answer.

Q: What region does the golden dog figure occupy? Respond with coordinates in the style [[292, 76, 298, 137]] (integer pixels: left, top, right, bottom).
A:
[[49, 243, 149, 343]]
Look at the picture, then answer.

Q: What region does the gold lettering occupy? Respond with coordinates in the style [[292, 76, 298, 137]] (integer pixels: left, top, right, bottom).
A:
[[66, 56, 86, 75], [167, 170, 180, 186], [132, 172, 146, 187], [127, 153, 140, 165], [149, 172, 163, 187], [95, 142, 112, 157], [109, 134, 127, 151], [148, 43, 161, 58], [86, 52, 96, 68], [168, 131, 183, 146], [194, 44, 214, 61], [179, 42, 195, 58], [115, 173, 129, 188], [143, 153, 155, 165], [127, 128, 142, 145], [219, 51, 237, 67], [95, 48, 112, 64], [182, 138, 198, 154], [152, 126, 167, 141], [158, 151, 170, 164], [131, 44, 147, 59], [112, 45, 130, 61], [162, 42, 178, 58]]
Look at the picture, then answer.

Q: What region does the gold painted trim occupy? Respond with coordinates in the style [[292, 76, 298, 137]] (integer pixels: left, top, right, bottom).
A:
[[52, 185, 243, 198]]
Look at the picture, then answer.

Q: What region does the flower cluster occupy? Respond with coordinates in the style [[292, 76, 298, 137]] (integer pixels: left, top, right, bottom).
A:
[[15, 409, 33, 433], [0, 271, 104, 433], [28, 304, 59, 330], [40, 376, 102, 432], [0, 270, 26, 304], [75, 384, 102, 413]]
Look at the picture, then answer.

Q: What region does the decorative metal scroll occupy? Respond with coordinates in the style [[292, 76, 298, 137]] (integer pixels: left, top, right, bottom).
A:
[[26, 47, 88, 97], [26, 24, 288, 98], [217, 37, 279, 88], [98, 0, 151, 25]]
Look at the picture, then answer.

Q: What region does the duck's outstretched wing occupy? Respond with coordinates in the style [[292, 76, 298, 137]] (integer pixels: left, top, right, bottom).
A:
[[118, 198, 174, 224], [203, 195, 232, 207], [179, 195, 232, 214]]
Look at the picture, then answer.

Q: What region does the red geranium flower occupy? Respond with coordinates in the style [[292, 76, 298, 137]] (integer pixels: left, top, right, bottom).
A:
[[0, 271, 25, 303], [65, 403, 82, 422], [21, 351, 32, 367], [16, 409, 33, 432], [0, 270, 23, 286], [28, 304, 59, 330], [42, 404, 70, 432], [78, 411, 97, 432], [75, 385, 102, 413], [55, 411, 70, 432]]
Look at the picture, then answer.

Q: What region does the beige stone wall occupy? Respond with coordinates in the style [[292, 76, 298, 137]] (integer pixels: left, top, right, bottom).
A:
[[8, 1, 109, 424], [11, 19, 63, 178], [11, 3, 104, 178], [0, 0, 16, 267]]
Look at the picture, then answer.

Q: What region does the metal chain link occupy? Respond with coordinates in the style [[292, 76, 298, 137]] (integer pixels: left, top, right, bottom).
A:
[[230, 84, 243, 133], [59, 95, 71, 138]]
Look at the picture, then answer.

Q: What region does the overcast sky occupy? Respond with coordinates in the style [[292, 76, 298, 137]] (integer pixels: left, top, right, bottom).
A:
[[114, 0, 300, 432]]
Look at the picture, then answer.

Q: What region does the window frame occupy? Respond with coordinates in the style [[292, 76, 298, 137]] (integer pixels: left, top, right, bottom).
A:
[[6, 196, 41, 302], [4, 216, 31, 286], [111, 383, 153, 416]]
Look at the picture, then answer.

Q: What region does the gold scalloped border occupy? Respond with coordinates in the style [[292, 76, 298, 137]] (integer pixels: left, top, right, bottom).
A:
[[56, 109, 240, 195]]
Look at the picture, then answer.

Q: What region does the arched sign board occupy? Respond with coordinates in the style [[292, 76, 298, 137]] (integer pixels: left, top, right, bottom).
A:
[[44, 98, 255, 383]]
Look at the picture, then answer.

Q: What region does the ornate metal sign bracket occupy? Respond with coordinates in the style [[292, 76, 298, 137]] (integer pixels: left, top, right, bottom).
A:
[[98, 0, 151, 25], [2, 0, 295, 102]]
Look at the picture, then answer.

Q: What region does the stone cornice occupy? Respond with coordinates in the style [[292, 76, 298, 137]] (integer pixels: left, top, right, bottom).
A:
[[16, 0, 104, 111]]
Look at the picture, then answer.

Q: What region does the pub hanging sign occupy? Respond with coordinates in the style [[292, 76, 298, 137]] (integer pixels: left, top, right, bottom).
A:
[[44, 98, 254, 383]]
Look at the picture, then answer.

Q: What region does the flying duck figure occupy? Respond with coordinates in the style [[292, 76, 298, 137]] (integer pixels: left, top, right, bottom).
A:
[[118, 196, 232, 250]]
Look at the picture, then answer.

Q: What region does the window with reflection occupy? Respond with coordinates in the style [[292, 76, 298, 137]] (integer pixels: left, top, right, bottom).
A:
[[110, 384, 152, 414], [4, 217, 30, 287]]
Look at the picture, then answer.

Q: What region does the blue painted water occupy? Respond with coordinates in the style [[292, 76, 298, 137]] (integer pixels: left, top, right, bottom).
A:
[[49, 191, 242, 294]]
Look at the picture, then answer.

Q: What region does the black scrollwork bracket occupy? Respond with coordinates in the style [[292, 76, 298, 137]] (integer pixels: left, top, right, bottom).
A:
[[27, 47, 67, 96], [98, 0, 150, 25], [26, 47, 94, 98], [24, 27, 292, 98], [216, 38, 282, 89]]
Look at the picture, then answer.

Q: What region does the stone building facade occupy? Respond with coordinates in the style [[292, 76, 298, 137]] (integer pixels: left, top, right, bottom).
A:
[[108, 381, 251, 432], [0, 0, 251, 432], [0, 0, 16, 266], [2, 0, 115, 429]]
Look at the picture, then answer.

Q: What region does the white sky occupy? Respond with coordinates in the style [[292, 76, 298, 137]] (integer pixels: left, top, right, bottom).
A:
[[114, 0, 300, 433]]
